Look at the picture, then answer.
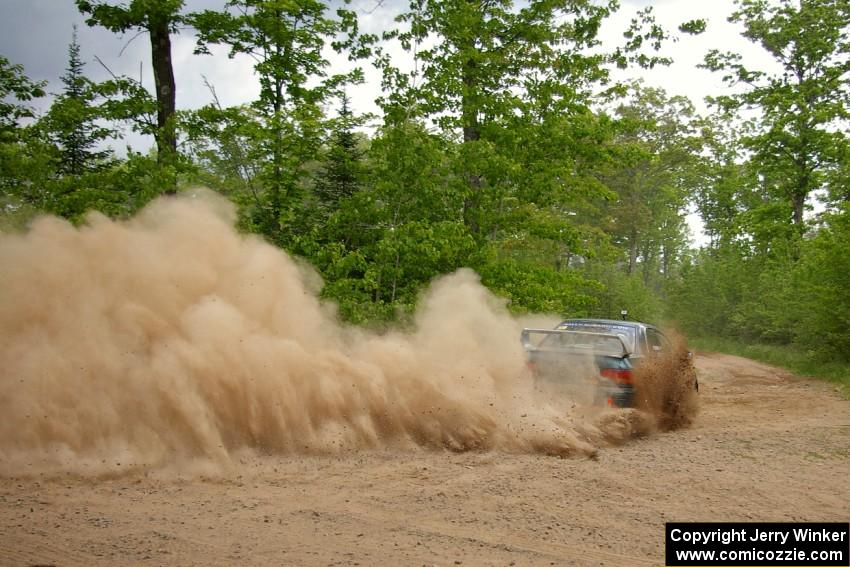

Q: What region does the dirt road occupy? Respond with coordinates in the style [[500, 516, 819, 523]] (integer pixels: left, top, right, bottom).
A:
[[2, 352, 848, 567]]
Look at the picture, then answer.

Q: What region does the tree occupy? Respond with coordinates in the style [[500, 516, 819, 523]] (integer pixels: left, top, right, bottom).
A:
[[0, 56, 49, 210], [380, 1, 597, 234], [598, 84, 699, 280], [76, 0, 184, 193], [0, 56, 46, 140], [44, 26, 114, 176], [314, 93, 365, 212], [191, 0, 363, 242], [317, 120, 467, 319], [792, 207, 850, 360], [378, 0, 679, 238], [702, 0, 850, 229], [182, 100, 265, 219]]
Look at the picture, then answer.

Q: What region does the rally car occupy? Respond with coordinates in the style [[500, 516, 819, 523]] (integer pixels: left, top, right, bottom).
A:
[[521, 318, 690, 408]]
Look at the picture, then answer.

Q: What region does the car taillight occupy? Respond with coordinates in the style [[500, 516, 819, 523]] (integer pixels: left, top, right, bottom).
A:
[[600, 367, 633, 385]]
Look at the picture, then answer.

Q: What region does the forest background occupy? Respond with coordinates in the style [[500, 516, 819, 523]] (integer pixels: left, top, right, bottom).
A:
[[2, 0, 849, 380]]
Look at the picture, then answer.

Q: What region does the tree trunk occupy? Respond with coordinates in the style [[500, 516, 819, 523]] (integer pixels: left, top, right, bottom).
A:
[[628, 226, 638, 275], [149, 15, 177, 194], [461, 49, 482, 234], [641, 243, 653, 285], [791, 192, 805, 227]]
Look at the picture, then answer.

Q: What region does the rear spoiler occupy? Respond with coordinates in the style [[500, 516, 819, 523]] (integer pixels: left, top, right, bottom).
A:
[[520, 328, 630, 358]]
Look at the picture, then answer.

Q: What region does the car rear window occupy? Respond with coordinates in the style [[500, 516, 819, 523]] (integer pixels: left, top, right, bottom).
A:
[[556, 321, 637, 353]]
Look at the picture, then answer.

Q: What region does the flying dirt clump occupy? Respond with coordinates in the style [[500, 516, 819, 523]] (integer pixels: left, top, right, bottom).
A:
[[633, 335, 699, 430], [0, 191, 621, 476]]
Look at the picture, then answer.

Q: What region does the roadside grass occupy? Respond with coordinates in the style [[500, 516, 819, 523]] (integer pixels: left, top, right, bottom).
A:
[[688, 336, 850, 398]]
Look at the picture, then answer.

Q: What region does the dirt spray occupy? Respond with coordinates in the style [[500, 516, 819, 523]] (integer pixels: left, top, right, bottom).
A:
[[633, 335, 700, 430], [0, 192, 695, 476]]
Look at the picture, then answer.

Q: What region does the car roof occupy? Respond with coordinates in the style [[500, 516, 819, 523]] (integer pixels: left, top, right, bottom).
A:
[[559, 318, 657, 331]]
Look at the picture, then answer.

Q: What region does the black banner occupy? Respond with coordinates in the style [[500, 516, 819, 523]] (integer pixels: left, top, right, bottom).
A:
[[666, 522, 849, 566]]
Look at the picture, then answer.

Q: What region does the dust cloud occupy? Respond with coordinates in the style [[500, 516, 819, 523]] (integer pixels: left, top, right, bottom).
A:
[[2, 191, 642, 477]]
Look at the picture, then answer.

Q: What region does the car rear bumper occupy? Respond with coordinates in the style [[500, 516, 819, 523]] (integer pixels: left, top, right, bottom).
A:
[[598, 382, 635, 408]]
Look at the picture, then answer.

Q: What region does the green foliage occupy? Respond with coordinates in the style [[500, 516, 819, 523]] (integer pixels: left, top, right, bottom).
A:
[[792, 209, 850, 361], [0, 58, 61, 214], [667, 0, 850, 377], [75, 0, 185, 32], [43, 26, 115, 176], [670, 205, 850, 362], [1, 29, 171, 224], [190, 0, 363, 243], [668, 248, 797, 344], [612, 5, 677, 70], [314, 93, 366, 211], [0, 56, 46, 138], [96, 77, 159, 137], [182, 102, 268, 229], [478, 257, 598, 316], [3, 0, 848, 384], [595, 84, 699, 280], [679, 19, 707, 35], [76, 0, 184, 193], [370, 220, 477, 301], [378, 0, 676, 242], [668, 251, 741, 337], [298, 121, 471, 321], [702, 0, 850, 227], [2, 134, 165, 224], [581, 263, 664, 323], [304, 218, 479, 325], [69, 151, 166, 218], [0, 127, 57, 210]]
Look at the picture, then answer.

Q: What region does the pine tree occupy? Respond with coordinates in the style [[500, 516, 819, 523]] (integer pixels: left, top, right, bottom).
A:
[[47, 25, 112, 175], [315, 93, 364, 210]]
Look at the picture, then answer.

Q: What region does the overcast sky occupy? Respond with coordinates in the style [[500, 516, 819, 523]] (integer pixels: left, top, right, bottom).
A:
[[0, 0, 778, 244]]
